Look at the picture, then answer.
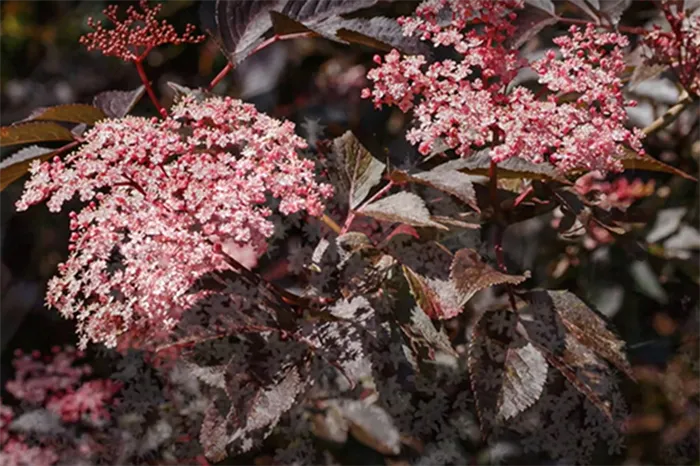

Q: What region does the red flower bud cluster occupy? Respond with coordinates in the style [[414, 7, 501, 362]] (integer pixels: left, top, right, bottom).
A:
[[79, 0, 205, 62], [643, 1, 700, 95]]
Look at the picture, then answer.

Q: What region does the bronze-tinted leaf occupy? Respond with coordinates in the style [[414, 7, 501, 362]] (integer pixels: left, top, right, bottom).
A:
[[227, 366, 307, 454], [359, 192, 447, 230], [450, 248, 528, 305], [333, 131, 385, 209], [543, 290, 634, 380], [331, 16, 431, 56], [621, 150, 696, 181], [498, 343, 549, 421], [469, 310, 547, 431], [447, 150, 568, 183], [20, 104, 106, 126], [0, 122, 75, 148], [0, 145, 55, 191], [339, 400, 401, 455], [402, 266, 453, 319], [93, 86, 146, 119], [200, 401, 230, 462]]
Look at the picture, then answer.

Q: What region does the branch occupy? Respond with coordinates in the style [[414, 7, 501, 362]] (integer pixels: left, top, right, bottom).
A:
[[208, 31, 317, 91], [341, 181, 394, 234], [642, 90, 697, 137], [134, 57, 167, 118], [489, 159, 518, 311]]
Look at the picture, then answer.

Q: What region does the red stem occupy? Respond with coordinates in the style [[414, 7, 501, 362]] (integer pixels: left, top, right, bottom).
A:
[[341, 181, 395, 234], [134, 57, 167, 118], [208, 62, 233, 91], [512, 185, 534, 208], [489, 160, 518, 311], [208, 32, 316, 91]]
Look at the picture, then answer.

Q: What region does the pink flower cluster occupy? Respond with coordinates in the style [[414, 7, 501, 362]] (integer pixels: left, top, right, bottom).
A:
[[79, 0, 205, 62], [16, 96, 333, 349], [575, 171, 655, 210], [362, 0, 645, 173], [643, 1, 700, 95], [551, 171, 654, 249], [0, 347, 120, 466]]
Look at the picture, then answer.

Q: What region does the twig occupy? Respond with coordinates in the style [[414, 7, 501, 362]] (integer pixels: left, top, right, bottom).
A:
[[321, 213, 342, 234], [642, 90, 697, 137], [208, 62, 233, 90], [134, 55, 167, 118], [489, 160, 518, 311], [208, 31, 316, 91], [341, 181, 395, 234]]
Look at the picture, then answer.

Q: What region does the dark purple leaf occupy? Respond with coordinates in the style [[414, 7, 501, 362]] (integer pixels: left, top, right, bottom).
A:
[[208, 0, 376, 64], [339, 400, 401, 455], [332, 131, 386, 209], [326, 16, 431, 56], [278, 0, 379, 24], [543, 290, 634, 380], [390, 168, 479, 211], [564, 0, 624, 23], [213, 0, 279, 64], [92, 86, 146, 119], [525, 0, 555, 15], [450, 248, 528, 305], [447, 150, 568, 183], [359, 192, 448, 229], [469, 310, 548, 430], [506, 4, 559, 48]]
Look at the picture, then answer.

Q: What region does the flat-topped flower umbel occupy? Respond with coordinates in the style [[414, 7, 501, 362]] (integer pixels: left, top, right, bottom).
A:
[[362, 0, 645, 173], [16, 96, 333, 349]]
